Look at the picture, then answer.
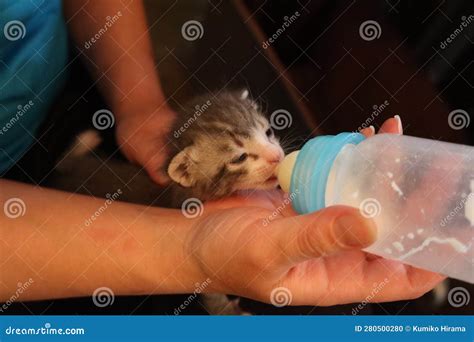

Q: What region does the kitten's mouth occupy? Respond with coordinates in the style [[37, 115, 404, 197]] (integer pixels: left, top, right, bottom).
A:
[[264, 175, 278, 184]]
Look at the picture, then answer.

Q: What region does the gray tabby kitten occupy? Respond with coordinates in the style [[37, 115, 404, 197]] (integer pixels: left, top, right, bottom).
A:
[[165, 90, 284, 206], [164, 90, 284, 314]]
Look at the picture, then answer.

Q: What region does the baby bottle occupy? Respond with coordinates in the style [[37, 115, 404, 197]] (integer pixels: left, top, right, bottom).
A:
[[278, 132, 474, 283]]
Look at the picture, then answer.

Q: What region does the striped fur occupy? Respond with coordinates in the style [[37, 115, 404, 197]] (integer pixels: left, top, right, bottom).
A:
[[166, 91, 284, 206]]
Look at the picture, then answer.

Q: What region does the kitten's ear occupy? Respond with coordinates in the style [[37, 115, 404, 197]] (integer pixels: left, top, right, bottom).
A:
[[240, 89, 259, 110], [240, 89, 249, 100], [167, 146, 197, 187]]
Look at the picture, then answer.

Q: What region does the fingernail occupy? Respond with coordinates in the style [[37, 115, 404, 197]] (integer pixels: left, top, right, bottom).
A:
[[335, 214, 377, 248], [394, 115, 403, 135], [360, 125, 375, 136]]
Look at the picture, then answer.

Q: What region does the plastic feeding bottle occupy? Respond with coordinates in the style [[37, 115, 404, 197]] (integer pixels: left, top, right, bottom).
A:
[[278, 133, 474, 283]]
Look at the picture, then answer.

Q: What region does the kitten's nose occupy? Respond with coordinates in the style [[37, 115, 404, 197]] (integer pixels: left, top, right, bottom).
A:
[[265, 151, 283, 165]]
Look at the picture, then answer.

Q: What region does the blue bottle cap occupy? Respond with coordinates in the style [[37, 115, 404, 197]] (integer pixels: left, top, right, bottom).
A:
[[290, 132, 366, 214]]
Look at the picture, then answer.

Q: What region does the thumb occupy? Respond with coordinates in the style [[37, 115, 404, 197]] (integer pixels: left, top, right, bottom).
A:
[[271, 206, 377, 265]]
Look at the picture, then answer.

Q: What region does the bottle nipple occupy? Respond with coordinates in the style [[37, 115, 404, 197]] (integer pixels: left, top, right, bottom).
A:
[[277, 151, 300, 193]]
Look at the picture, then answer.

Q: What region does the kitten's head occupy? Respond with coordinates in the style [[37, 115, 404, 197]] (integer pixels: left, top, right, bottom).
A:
[[167, 90, 284, 199]]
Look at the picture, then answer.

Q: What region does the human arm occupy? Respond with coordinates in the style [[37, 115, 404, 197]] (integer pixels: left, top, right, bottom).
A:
[[0, 179, 198, 301], [0, 178, 440, 304], [63, 0, 175, 184]]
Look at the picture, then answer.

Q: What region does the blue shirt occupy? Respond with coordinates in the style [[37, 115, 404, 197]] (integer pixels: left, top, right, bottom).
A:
[[0, 0, 68, 174]]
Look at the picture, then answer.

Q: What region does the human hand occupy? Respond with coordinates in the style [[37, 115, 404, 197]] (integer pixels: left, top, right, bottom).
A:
[[186, 191, 442, 306], [115, 105, 176, 185], [183, 116, 443, 306]]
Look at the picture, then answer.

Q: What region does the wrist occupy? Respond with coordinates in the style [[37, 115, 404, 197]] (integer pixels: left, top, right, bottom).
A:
[[141, 208, 208, 295], [112, 78, 171, 122], [114, 99, 176, 133]]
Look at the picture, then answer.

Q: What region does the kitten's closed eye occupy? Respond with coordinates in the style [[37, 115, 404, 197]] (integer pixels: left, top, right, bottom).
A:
[[265, 128, 274, 137], [230, 153, 248, 164]]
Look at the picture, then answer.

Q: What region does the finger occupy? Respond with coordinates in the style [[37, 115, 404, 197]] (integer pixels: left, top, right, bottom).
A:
[[294, 253, 444, 306], [378, 115, 402, 134], [365, 252, 382, 261], [354, 259, 445, 303], [360, 125, 375, 138], [272, 206, 377, 266], [145, 152, 171, 186], [150, 169, 171, 186]]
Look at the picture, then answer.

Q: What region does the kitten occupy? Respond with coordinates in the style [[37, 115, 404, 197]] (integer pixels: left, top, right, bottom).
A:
[[164, 90, 285, 315], [165, 90, 284, 206]]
